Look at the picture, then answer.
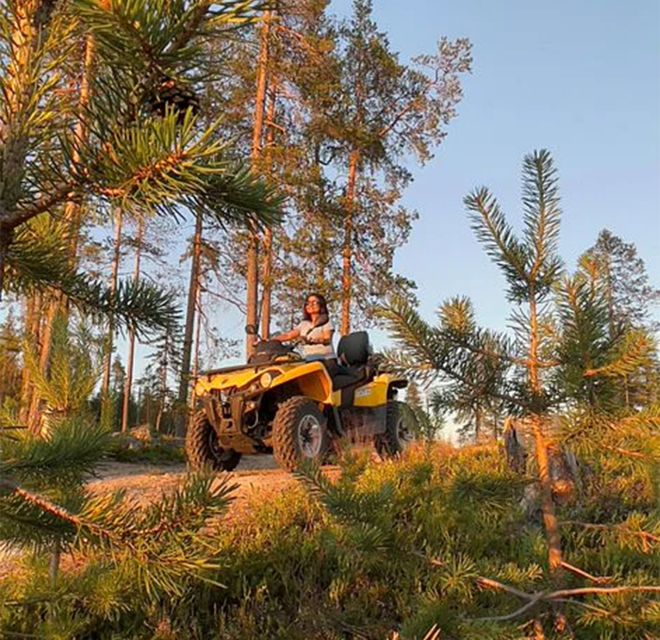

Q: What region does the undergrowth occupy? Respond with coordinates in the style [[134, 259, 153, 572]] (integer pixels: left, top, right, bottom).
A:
[[1, 441, 657, 639]]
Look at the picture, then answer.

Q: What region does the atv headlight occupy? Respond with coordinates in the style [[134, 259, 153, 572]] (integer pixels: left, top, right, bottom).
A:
[[260, 372, 273, 388]]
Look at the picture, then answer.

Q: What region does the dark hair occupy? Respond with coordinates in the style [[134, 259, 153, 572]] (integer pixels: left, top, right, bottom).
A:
[[302, 292, 329, 322]]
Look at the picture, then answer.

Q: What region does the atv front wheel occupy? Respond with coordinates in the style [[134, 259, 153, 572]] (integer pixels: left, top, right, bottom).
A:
[[375, 401, 416, 457], [272, 396, 330, 471], [186, 410, 242, 471]]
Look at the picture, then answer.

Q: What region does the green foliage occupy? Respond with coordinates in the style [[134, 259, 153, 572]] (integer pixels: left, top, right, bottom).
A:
[[580, 228, 660, 332], [382, 150, 657, 425], [0, 0, 281, 349], [0, 418, 109, 549], [465, 149, 562, 302], [0, 398, 236, 638], [1, 440, 657, 637], [7, 216, 181, 336], [107, 436, 185, 464], [22, 315, 101, 419]]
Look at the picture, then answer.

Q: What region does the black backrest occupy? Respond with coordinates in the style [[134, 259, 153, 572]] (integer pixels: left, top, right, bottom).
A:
[[337, 331, 371, 367]]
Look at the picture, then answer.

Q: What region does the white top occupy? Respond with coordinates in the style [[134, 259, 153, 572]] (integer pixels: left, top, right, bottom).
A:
[[296, 320, 335, 359]]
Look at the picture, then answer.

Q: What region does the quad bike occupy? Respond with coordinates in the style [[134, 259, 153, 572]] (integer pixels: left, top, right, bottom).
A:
[[186, 327, 418, 472]]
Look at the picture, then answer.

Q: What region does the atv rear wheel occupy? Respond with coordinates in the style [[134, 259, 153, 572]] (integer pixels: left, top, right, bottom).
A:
[[375, 401, 416, 457], [186, 410, 242, 471], [273, 396, 330, 471]]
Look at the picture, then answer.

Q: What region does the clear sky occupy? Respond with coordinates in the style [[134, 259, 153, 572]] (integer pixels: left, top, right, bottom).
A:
[[330, 0, 660, 335]]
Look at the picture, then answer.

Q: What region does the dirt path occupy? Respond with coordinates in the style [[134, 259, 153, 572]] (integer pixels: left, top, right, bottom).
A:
[[88, 455, 304, 506], [1, 456, 315, 578]]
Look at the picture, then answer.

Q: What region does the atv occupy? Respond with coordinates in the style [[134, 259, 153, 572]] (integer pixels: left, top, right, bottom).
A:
[[186, 327, 417, 472]]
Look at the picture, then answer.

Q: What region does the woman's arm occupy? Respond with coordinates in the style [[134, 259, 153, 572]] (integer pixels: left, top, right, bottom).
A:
[[307, 326, 334, 345], [273, 327, 300, 343]]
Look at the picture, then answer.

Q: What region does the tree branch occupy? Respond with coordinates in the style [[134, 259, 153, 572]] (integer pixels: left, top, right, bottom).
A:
[[5, 183, 76, 230], [416, 552, 659, 624], [473, 575, 660, 622], [561, 520, 660, 545], [559, 561, 612, 584]]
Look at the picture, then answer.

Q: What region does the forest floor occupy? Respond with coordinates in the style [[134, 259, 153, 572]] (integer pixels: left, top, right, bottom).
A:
[[88, 455, 310, 510], [0, 456, 339, 577]]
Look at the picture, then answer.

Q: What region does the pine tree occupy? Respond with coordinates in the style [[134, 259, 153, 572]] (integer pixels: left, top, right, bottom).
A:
[[406, 381, 445, 441], [1, 0, 283, 432], [0, 0, 281, 319], [380, 150, 655, 587], [0, 415, 235, 604], [319, 0, 471, 334], [121, 217, 145, 433], [200, 0, 470, 338], [0, 308, 22, 411], [580, 229, 659, 333]]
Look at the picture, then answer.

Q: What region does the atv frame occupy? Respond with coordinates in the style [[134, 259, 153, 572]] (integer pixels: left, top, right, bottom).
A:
[[186, 331, 416, 472]]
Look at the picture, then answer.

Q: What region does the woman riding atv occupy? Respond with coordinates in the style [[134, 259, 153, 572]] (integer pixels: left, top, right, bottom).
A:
[[189, 292, 414, 472], [273, 293, 335, 361]]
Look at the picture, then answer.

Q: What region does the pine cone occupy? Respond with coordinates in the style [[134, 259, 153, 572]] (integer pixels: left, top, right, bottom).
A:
[[146, 77, 201, 121]]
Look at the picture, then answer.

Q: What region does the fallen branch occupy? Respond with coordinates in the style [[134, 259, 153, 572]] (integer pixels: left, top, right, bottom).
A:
[[602, 445, 649, 460], [416, 550, 659, 624], [562, 520, 659, 545], [559, 560, 612, 584], [473, 576, 660, 622], [0, 478, 133, 551]]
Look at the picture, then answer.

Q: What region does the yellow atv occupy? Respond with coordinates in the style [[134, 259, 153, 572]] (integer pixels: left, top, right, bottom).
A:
[[186, 328, 417, 472]]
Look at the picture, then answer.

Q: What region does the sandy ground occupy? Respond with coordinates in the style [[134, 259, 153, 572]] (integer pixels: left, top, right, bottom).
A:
[[88, 454, 299, 503], [0, 455, 330, 578]]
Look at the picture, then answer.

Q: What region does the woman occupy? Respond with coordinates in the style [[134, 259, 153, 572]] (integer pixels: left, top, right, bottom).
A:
[[274, 293, 335, 361]]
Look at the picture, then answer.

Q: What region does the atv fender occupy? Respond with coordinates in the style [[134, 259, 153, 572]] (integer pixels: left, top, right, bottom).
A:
[[266, 361, 333, 404], [350, 374, 408, 408]]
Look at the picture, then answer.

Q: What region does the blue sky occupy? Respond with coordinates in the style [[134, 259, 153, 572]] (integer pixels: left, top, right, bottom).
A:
[[330, 0, 660, 335]]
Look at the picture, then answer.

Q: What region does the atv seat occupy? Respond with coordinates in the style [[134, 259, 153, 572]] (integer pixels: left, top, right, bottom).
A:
[[328, 331, 374, 406]]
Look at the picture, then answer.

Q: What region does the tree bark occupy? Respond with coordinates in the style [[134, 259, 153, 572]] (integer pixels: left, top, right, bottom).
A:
[[27, 295, 57, 431], [20, 292, 46, 425], [100, 209, 123, 427], [19, 31, 98, 431], [190, 284, 203, 410], [0, 229, 11, 302], [177, 208, 203, 434], [156, 333, 169, 434], [0, 0, 39, 297], [341, 150, 360, 336], [259, 82, 278, 339], [121, 218, 144, 433], [62, 34, 96, 261], [0, 0, 59, 278], [528, 293, 563, 574], [246, 9, 272, 356]]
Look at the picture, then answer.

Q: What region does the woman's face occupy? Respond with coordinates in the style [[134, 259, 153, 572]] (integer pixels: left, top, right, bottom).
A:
[[305, 297, 321, 313]]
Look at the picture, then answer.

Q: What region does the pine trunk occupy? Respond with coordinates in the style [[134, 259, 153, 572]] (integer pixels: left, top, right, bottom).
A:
[[156, 334, 169, 434], [528, 293, 563, 574], [190, 284, 203, 409], [26, 298, 58, 431], [177, 208, 203, 435], [21, 34, 98, 431], [474, 407, 481, 443], [246, 10, 272, 356], [0, 230, 10, 302], [62, 34, 96, 262], [19, 293, 40, 423], [341, 150, 360, 336], [121, 219, 144, 433], [259, 83, 278, 339], [100, 209, 123, 427], [0, 1, 40, 299]]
